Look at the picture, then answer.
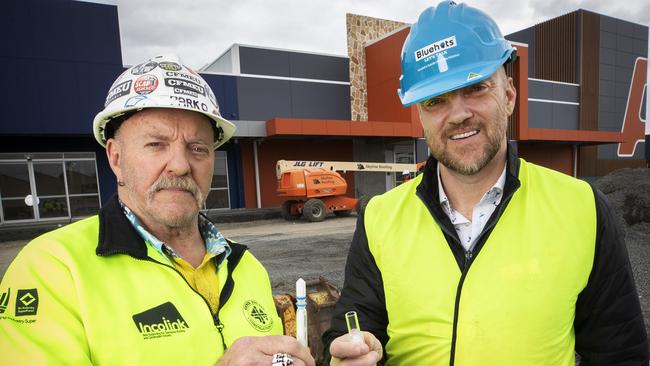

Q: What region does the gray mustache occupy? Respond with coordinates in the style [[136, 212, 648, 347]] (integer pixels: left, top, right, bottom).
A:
[[147, 176, 203, 205]]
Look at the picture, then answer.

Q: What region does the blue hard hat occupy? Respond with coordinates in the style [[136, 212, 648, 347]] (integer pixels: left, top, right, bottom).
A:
[[397, 1, 516, 106]]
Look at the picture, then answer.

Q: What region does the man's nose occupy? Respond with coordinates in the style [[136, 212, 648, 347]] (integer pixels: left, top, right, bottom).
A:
[[165, 144, 191, 176], [446, 92, 473, 125]]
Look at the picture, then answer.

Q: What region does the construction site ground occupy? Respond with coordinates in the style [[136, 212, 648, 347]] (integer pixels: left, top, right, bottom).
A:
[[1, 168, 649, 351]]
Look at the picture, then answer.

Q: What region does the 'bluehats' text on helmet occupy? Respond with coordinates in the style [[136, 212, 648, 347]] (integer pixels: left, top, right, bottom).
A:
[[397, 1, 516, 106]]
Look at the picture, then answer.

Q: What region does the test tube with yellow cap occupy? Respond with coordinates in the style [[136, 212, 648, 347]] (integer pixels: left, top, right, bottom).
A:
[[345, 310, 364, 344]]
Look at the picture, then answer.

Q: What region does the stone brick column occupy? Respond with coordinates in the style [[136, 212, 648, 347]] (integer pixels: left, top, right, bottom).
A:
[[346, 14, 407, 121]]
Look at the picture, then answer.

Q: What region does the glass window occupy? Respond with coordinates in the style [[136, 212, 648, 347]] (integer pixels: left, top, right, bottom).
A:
[[394, 148, 415, 186], [2, 198, 34, 220], [212, 151, 228, 188], [63, 152, 95, 159], [33, 162, 66, 196], [38, 197, 68, 219], [205, 189, 229, 209], [205, 151, 229, 209], [0, 153, 101, 223], [69, 196, 100, 217], [0, 164, 31, 197], [66, 161, 99, 194], [31, 152, 64, 160], [0, 153, 31, 160]]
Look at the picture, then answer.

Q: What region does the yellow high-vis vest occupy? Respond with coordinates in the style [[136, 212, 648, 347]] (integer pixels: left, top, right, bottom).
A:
[[364, 159, 597, 365], [0, 199, 283, 365]]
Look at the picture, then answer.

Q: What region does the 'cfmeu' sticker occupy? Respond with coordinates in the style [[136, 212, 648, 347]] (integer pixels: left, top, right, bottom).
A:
[[105, 80, 133, 106]]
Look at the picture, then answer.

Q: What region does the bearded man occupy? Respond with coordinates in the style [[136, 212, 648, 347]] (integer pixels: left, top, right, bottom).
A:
[[322, 2, 649, 365]]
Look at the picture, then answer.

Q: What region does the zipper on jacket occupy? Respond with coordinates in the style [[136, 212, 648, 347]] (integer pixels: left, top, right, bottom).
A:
[[98, 250, 229, 351], [463, 250, 473, 271], [415, 150, 522, 366], [214, 316, 227, 351], [447, 185, 519, 366]]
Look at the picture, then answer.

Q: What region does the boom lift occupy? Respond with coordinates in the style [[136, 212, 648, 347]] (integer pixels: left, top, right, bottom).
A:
[[276, 160, 423, 222]]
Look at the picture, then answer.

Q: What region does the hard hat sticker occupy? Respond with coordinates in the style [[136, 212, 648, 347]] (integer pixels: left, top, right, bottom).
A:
[[414, 36, 457, 62], [105, 80, 132, 106], [124, 95, 148, 108], [133, 75, 159, 95], [467, 72, 482, 81], [93, 54, 237, 149], [164, 78, 206, 96], [131, 61, 158, 75], [158, 61, 182, 71]]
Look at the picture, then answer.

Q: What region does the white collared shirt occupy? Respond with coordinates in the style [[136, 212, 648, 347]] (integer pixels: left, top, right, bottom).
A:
[[437, 163, 507, 252]]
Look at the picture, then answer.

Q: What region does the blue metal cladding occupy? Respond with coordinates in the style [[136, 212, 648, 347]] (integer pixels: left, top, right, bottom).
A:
[[216, 143, 245, 209], [0, 0, 123, 136], [238, 46, 350, 82], [201, 74, 244, 208], [201, 73, 240, 120]]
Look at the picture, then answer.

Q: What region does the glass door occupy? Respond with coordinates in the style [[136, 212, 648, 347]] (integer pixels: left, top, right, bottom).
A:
[[393, 144, 415, 187], [0, 163, 35, 222], [0, 160, 70, 223], [32, 161, 69, 220]]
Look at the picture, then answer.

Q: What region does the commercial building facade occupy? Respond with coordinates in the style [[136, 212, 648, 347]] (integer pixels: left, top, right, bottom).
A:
[[0, 0, 647, 225]]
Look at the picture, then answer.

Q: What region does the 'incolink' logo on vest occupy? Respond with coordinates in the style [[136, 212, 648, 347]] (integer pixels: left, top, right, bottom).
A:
[[132, 302, 189, 340], [414, 36, 457, 62]]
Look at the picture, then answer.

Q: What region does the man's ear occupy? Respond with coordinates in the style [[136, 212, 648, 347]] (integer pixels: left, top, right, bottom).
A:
[[105, 138, 123, 182], [504, 77, 517, 116]]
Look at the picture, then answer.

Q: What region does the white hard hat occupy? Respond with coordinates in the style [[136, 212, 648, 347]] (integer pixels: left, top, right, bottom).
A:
[[93, 54, 236, 149]]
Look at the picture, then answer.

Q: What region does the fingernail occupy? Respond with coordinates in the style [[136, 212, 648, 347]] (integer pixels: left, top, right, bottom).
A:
[[370, 351, 379, 361]]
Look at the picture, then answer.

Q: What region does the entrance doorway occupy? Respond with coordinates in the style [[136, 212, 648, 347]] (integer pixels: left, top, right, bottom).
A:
[[0, 153, 101, 225]]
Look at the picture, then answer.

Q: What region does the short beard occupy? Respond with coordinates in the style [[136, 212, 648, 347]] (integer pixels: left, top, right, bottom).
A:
[[427, 127, 503, 175], [426, 100, 508, 176], [145, 175, 205, 227]]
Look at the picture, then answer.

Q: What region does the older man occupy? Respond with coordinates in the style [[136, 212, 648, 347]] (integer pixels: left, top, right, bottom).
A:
[[323, 2, 649, 365], [0, 55, 313, 366]]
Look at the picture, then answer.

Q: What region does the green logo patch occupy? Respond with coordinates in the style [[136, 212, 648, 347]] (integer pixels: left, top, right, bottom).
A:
[[243, 299, 273, 332], [16, 289, 38, 316]]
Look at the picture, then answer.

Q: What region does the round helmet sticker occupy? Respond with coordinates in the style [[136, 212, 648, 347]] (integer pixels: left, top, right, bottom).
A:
[[134, 75, 159, 95]]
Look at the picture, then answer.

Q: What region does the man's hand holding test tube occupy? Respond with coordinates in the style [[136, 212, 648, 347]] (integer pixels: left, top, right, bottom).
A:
[[328, 310, 383, 365]]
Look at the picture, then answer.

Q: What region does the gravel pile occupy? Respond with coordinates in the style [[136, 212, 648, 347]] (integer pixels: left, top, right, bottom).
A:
[[593, 168, 650, 298]]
